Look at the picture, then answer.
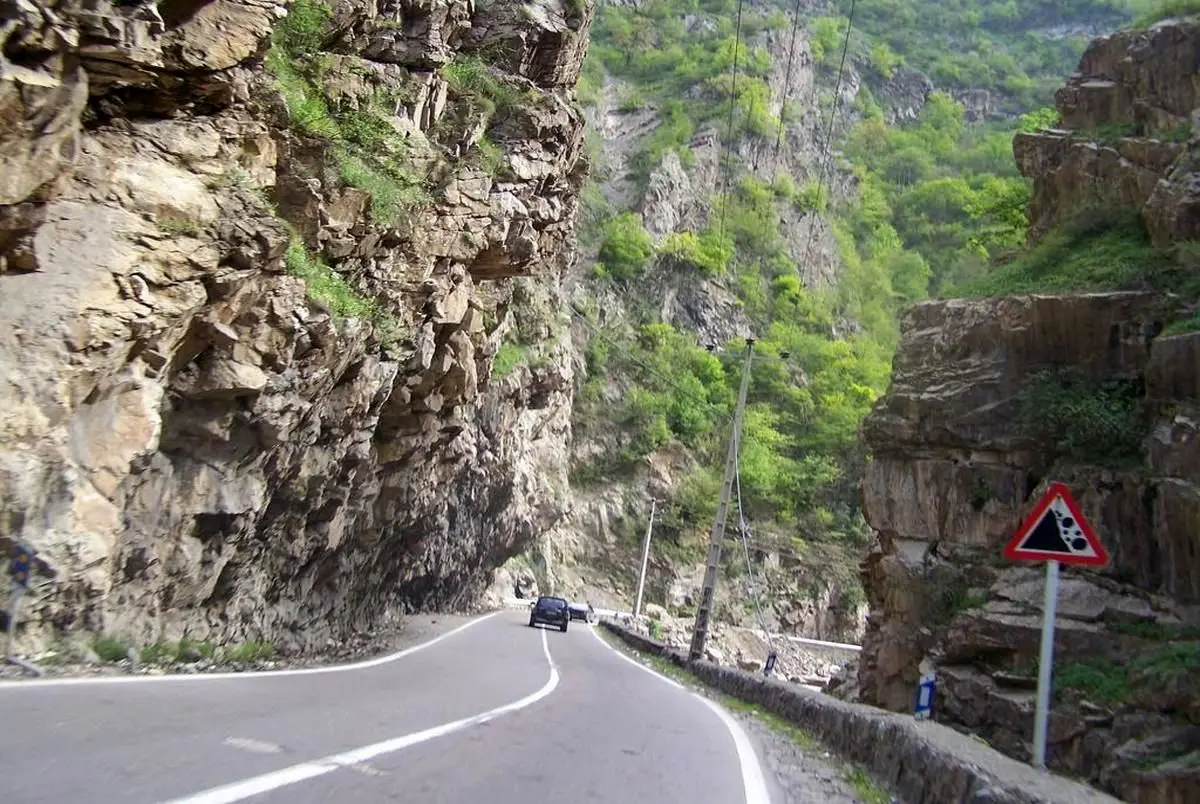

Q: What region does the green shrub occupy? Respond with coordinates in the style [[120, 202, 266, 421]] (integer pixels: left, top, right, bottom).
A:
[[492, 342, 528, 378], [596, 213, 655, 281], [659, 230, 733, 275], [1019, 369, 1146, 468], [440, 55, 526, 118], [93, 636, 130, 663]]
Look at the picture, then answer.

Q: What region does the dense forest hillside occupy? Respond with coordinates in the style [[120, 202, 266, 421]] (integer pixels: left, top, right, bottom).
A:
[[510, 0, 1199, 638]]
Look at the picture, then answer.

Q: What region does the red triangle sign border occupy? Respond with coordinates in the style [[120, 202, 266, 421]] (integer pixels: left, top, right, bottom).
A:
[[1003, 481, 1110, 567]]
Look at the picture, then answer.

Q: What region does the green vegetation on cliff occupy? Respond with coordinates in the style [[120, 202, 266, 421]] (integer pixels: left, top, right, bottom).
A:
[[570, 0, 1200, 624], [569, 0, 1158, 596]]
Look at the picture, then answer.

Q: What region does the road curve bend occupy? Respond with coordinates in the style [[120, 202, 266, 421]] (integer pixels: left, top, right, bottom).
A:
[[0, 611, 772, 804]]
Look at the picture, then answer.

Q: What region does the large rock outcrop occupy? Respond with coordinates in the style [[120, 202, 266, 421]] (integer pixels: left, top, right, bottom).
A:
[[858, 292, 1200, 802], [1013, 19, 1200, 246], [0, 0, 592, 654], [858, 18, 1200, 804]]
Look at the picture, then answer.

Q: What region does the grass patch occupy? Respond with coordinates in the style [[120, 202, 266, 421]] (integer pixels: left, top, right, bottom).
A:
[[1056, 660, 1132, 705], [157, 217, 203, 237], [1108, 620, 1200, 641], [492, 342, 528, 378], [176, 637, 217, 662], [285, 239, 375, 320], [1164, 312, 1200, 335], [266, 0, 429, 225], [440, 55, 529, 118], [1057, 641, 1200, 705], [925, 566, 985, 625], [952, 208, 1173, 297], [1132, 0, 1200, 28], [224, 641, 277, 663], [282, 238, 404, 345], [333, 149, 428, 225]]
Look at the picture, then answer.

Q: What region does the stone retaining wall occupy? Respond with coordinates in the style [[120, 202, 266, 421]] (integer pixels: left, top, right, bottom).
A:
[[600, 620, 1122, 804]]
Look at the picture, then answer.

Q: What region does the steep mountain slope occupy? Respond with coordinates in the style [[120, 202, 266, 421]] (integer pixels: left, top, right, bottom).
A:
[[511, 0, 1149, 647], [0, 0, 591, 655], [856, 15, 1200, 804]]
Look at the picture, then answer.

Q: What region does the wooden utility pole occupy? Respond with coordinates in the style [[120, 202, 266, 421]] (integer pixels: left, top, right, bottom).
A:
[[688, 338, 754, 662]]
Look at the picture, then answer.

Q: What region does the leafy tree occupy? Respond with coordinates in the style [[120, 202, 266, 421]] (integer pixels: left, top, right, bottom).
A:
[[597, 213, 656, 281]]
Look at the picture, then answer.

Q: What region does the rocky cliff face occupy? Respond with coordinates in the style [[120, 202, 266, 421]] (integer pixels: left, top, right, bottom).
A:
[[1013, 19, 1200, 247], [0, 0, 592, 654], [856, 20, 1200, 804]]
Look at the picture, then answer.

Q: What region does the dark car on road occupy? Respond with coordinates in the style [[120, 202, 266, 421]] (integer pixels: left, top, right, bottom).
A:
[[528, 596, 570, 632], [568, 602, 595, 623]]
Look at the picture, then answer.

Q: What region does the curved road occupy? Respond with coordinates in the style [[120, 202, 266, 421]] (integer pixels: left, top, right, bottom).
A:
[[0, 611, 774, 804]]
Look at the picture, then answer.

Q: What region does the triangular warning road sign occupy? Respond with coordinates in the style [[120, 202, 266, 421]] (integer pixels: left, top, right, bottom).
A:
[[1004, 482, 1109, 567]]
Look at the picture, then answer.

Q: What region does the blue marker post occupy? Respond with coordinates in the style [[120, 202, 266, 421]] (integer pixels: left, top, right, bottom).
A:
[[6, 542, 44, 676], [763, 651, 778, 678], [914, 671, 937, 720]]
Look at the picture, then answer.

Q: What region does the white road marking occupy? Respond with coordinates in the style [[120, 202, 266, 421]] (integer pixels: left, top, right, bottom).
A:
[[588, 624, 684, 690], [223, 737, 283, 755], [160, 627, 560, 804], [589, 625, 773, 804], [0, 612, 500, 690]]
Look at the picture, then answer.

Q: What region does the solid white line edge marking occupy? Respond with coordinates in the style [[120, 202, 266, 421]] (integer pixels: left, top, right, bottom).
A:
[[588, 624, 772, 804], [161, 626, 560, 804], [0, 611, 501, 690]]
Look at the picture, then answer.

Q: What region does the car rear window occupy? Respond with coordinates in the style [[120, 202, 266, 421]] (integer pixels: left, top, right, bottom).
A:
[[539, 598, 567, 609]]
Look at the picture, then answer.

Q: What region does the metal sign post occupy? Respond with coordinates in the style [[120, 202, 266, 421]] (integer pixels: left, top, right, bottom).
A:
[[1003, 482, 1109, 769]]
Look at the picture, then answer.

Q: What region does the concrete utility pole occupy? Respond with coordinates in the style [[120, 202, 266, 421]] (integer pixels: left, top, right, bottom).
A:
[[689, 338, 755, 662], [633, 498, 659, 619]]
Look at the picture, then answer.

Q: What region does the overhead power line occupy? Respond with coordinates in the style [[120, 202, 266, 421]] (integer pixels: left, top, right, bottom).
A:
[[714, 0, 749, 242], [794, 0, 859, 289]]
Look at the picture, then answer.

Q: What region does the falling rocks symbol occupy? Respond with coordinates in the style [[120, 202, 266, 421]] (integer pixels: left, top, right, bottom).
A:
[[1004, 482, 1109, 567], [1023, 504, 1077, 553]]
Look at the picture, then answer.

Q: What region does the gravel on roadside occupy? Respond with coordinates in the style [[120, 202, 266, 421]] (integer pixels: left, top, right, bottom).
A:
[[733, 708, 893, 804]]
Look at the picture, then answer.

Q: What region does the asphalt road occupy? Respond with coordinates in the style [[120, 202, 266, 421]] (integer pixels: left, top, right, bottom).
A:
[[0, 611, 774, 804]]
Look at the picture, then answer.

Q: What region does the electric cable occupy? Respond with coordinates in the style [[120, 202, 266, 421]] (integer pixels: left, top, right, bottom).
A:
[[714, 0, 749, 242], [795, 0, 859, 291]]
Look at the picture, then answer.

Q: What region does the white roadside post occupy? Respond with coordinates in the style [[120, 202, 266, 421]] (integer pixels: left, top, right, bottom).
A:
[[632, 498, 658, 620], [1002, 481, 1109, 771]]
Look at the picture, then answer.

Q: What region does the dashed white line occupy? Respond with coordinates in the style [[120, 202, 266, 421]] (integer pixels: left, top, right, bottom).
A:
[[160, 627, 560, 804], [0, 612, 501, 690], [588, 624, 773, 804], [223, 737, 283, 755]]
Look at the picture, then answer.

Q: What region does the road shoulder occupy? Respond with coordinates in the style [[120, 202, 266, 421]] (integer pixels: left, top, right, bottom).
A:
[[0, 610, 493, 682], [593, 625, 892, 804]]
